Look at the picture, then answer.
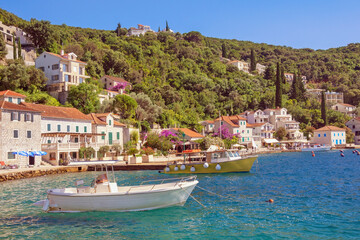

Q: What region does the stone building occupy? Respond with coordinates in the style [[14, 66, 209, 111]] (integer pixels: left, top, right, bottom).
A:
[[0, 92, 42, 167]]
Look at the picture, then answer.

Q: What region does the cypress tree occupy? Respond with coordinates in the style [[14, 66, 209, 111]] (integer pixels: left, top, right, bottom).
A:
[[264, 65, 275, 80], [158, 26, 160, 32], [275, 62, 282, 108], [297, 71, 306, 101], [166, 21, 169, 31], [116, 23, 121, 36], [250, 49, 257, 72], [321, 91, 327, 126], [17, 38, 21, 60], [12, 34, 16, 60], [290, 72, 298, 100], [221, 43, 227, 58]]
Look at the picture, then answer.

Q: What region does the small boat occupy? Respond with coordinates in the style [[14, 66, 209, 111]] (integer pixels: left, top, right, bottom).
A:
[[164, 147, 257, 174], [301, 144, 331, 152], [34, 164, 198, 212]]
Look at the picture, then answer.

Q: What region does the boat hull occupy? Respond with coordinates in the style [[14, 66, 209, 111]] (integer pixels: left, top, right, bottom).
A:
[[301, 147, 331, 152], [46, 181, 198, 212], [165, 156, 257, 174]]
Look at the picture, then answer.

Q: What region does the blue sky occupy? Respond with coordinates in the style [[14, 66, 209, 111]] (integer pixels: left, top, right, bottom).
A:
[[1, 0, 360, 50]]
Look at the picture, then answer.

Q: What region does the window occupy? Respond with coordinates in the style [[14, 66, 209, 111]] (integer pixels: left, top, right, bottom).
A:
[[63, 64, 68, 72], [74, 137, 79, 143], [17, 98, 21, 104], [27, 130, 31, 138], [8, 152, 15, 159], [84, 126, 87, 133], [109, 120, 112, 126], [221, 122, 223, 125], [117, 132, 120, 140], [353, 125, 356, 129], [8, 97, 12, 103], [51, 75, 59, 81], [44, 55, 46, 58], [11, 112, 19, 121], [342, 133, 344, 136], [73, 66, 77, 72], [57, 125, 61, 132], [79, 77, 84, 83], [65, 75, 69, 82], [324, 134, 326, 137], [14, 130, 18, 138], [47, 124, 51, 131], [47, 140, 51, 143], [102, 131, 105, 140], [318, 134, 320, 137], [25, 113, 32, 122], [247, 130, 249, 134], [338, 133, 339, 136], [67, 125, 70, 132], [76, 126, 79, 132], [52, 64, 59, 70], [39, 67, 45, 72]]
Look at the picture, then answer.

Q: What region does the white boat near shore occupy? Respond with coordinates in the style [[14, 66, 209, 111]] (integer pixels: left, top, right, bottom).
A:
[[301, 145, 331, 152], [34, 165, 198, 212]]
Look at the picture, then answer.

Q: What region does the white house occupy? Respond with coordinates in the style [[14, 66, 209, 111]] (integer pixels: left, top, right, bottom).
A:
[[0, 90, 26, 104], [312, 126, 346, 147], [200, 120, 215, 135], [346, 118, 360, 145], [246, 110, 269, 124], [214, 115, 253, 145], [35, 51, 90, 104], [332, 103, 356, 118], [127, 24, 154, 36], [228, 60, 250, 73]]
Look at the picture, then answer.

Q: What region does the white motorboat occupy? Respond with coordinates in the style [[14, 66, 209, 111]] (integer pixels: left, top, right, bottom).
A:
[[301, 144, 331, 152], [34, 165, 198, 212]]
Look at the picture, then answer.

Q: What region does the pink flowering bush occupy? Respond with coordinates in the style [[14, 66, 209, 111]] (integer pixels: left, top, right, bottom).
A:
[[213, 126, 240, 140]]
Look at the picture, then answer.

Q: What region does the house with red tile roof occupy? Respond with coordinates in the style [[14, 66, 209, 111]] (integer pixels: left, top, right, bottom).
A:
[[0, 100, 42, 167], [88, 113, 128, 155], [169, 128, 205, 141], [35, 51, 90, 104], [0, 90, 26, 104], [127, 24, 154, 36], [98, 75, 132, 103], [346, 117, 360, 145], [200, 120, 215, 135], [312, 125, 346, 147], [21, 102, 104, 164], [331, 103, 356, 117], [214, 115, 253, 146]]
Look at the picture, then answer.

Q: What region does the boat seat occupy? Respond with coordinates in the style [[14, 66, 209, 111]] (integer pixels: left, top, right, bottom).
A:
[[77, 186, 91, 194], [95, 184, 110, 193]]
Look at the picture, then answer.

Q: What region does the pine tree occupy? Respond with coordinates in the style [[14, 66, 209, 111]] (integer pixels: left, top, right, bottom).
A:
[[166, 20, 169, 31], [12, 34, 17, 60], [17, 38, 21, 60], [0, 35, 7, 59], [250, 49, 257, 72], [221, 43, 227, 58], [321, 91, 327, 126], [275, 62, 282, 108]]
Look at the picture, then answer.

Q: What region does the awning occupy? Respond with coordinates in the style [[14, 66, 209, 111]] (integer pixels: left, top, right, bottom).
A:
[[264, 138, 279, 144]]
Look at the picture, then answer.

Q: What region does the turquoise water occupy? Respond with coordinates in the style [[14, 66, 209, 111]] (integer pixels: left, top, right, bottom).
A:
[[0, 150, 360, 239]]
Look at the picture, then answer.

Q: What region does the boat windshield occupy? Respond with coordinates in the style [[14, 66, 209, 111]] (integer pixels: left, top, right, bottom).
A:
[[233, 151, 240, 157], [228, 152, 234, 157]]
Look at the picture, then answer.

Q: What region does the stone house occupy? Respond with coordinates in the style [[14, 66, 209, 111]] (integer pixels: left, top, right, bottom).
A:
[[345, 118, 360, 145], [331, 103, 356, 118], [35, 51, 90, 104], [200, 120, 215, 135], [0, 90, 26, 104], [0, 98, 42, 167], [214, 115, 253, 145], [312, 126, 346, 147]]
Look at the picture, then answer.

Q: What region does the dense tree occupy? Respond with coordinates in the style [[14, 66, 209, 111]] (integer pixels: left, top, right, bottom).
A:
[[113, 94, 138, 119], [67, 81, 101, 114], [23, 18, 55, 52], [0, 34, 7, 59], [264, 65, 275, 80], [130, 92, 162, 125], [221, 43, 227, 58], [321, 91, 327, 127], [275, 62, 282, 108], [250, 49, 256, 72]]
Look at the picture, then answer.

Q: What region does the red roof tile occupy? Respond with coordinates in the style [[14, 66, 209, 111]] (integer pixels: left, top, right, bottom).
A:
[[0, 90, 26, 98], [337, 103, 355, 107], [21, 102, 91, 121], [314, 126, 345, 132], [103, 75, 130, 84], [215, 115, 246, 127], [46, 52, 87, 64], [87, 113, 125, 127], [172, 128, 204, 138], [0, 101, 40, 112]]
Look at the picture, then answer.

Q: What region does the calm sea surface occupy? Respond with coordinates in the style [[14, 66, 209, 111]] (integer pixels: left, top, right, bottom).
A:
[[0, 150, 359, 239]]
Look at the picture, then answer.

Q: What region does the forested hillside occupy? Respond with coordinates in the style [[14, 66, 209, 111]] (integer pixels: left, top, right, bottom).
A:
[[0, 8, 358, 131]]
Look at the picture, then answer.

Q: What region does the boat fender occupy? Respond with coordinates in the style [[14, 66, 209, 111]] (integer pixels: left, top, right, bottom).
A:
[[340, 153, 344, 157], [215, 164, 221, 171], [174, 166, 179, 171], [165, 167, 170, 172], [180, 165, 186, 170], [203, 162, 209, 168], [190, 166, 196, 172]]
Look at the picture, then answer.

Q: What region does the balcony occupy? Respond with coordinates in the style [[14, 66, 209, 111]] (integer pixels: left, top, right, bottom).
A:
[[42, 142, 109, 152]]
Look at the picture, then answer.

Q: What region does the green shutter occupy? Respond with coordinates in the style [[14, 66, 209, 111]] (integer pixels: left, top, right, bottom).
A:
[[84, 126, 87, 133], [109, 132, 113, 145], [76, 126, 79, 132], [117, 132, 120, 140], [102, 131, 105, 140]]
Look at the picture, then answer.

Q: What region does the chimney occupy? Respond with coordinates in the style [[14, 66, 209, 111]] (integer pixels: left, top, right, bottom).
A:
[[61, 49, 64, 56]]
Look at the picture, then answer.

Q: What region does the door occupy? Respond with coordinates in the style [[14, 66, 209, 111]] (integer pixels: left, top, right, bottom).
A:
[[339, 139, 342, 144], [29, 156, 35, 165], [109, 132, 113, 145]]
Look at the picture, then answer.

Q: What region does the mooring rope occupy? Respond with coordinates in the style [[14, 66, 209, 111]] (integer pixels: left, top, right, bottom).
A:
[[196, 185, 243, 202]]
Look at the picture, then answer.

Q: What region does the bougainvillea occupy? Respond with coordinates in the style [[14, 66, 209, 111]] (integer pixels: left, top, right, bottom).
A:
[[213, 126, 240, 140], [110, 82, 129, 92]]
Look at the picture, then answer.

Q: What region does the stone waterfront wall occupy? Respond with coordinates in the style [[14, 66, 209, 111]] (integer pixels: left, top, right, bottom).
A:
[[0, 166, 87, 182]]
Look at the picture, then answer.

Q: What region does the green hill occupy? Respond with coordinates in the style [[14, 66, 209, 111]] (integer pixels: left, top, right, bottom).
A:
[[0, 8, 358, 130]]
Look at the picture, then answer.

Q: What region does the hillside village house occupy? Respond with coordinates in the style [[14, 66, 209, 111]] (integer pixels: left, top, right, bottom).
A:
[[88, 113, 127, 148], [35, 51, 90, 104], [168, 128, 204, 152], [244, 110, 269, 124], [21, 102, 104, 164], [228, 60, 250, 73], [312, 126, 346, 147], [200, 120, 215, 135], [249, 122, 275, 143], [306, 89, 344, 104], [346, 118, 360, 145], [98, 75, 131, 103], [0, 91, 42, 167], [284, 73, 307, 84], [127, 24, 154, 36], [0, 21, 36, 65], [214, 115, 253, 146], [331, 103, 356, 118]]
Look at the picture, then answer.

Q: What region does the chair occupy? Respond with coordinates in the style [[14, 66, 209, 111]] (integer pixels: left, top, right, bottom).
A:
[[0, 161, 6, 169]]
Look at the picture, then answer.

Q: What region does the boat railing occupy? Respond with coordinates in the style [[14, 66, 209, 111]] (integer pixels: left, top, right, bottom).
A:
[[140, 175, 197, 186]]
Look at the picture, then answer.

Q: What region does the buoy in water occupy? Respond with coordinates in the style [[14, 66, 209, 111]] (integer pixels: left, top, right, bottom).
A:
[[266, 199, 274, 203], [340, 150, 344, 153], [341, 153, 345, 157], [353, 150, 356, 154], [312, 153, 315, 157]]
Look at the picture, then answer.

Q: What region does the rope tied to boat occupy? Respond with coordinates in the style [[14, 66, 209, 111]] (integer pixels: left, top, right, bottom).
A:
[[196, 185, 243, 202]]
